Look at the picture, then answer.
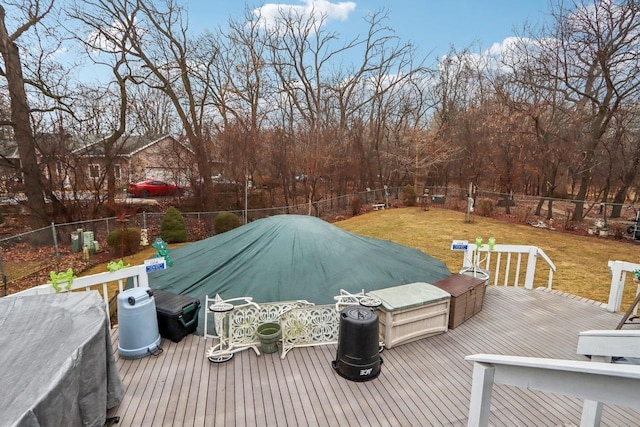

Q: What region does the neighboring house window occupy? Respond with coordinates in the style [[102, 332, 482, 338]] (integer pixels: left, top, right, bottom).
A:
[[114, 165, 121, 179], [89, 164, 100, 179]]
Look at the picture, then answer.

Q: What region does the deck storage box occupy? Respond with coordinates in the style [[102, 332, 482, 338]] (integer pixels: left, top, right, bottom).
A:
[[434, 273, 485, 329], [152, 289, 201, 342], [367, 282, 450, 349]]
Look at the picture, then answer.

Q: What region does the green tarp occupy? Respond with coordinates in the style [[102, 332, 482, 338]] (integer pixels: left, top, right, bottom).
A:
[[149, 214, 451, 333]]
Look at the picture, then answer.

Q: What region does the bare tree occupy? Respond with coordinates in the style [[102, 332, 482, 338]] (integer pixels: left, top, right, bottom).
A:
[[608, 105, 640, 218], [264, 8, 425, 211], [529, 0, 640, 220], [75, 0, 218, 208], [203, 8, 275, 207], [0, 1, 54, 229], [128, 85, 179, 136]]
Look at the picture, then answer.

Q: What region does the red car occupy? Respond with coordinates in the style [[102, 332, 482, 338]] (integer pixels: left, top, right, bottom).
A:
[[127, 179, 184, 197]]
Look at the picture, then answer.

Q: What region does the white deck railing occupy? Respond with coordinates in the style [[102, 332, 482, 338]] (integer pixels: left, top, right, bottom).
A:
[[8, 264, 149, 327], [7, 244, 558, 330], [606, 260, 640, 313], [459, 244, 556, 290]]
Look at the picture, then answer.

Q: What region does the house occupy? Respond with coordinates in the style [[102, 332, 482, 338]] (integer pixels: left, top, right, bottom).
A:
[[0, 134, 199, 196], [73, 134, 196, 190]]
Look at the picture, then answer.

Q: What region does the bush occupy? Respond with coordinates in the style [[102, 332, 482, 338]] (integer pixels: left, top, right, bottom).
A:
[[475, 198, 495, 217], [401, 184, 417, 206], [351, 196, 362, 216], [160, 206, 188, 243], [214, 212, 241, 234], [106, 228, 141, 256]]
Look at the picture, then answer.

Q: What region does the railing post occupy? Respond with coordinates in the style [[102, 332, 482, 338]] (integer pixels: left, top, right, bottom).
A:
[[467, 362, 495, 427], [462, 245, 476, 268], [138, 265, 150, 288], [524, 247, 538, 290], [607, 261, 624, 313]]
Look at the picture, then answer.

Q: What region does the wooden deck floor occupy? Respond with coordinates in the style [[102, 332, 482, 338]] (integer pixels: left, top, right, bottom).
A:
[[107, 286, 640, 426]]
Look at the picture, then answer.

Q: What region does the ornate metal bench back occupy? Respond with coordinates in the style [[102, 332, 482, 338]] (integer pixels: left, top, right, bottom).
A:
[[227, 300, 313, 348], [280, 304, 340, 358]]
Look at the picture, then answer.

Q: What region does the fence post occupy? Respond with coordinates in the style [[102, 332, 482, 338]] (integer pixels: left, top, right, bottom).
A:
[[51, 222, 60, 262], [0, 254, 6, 297]]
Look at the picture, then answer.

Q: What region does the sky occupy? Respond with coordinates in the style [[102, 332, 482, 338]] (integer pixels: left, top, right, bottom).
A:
[[183, 0, 552, 60]]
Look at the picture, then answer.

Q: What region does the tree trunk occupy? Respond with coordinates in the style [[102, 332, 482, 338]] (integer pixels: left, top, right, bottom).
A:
[[0, 8, 48, 229], [611, 156, 639, 218]]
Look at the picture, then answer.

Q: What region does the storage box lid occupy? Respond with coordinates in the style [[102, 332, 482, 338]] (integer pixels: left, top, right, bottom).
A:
[[367, 282, 450, 312], [152, 288, 201, 316], [433, 274, 485, 297]]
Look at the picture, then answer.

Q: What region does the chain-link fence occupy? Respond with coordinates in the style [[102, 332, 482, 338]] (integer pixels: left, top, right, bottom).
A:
[[1, 185, 638, 296]]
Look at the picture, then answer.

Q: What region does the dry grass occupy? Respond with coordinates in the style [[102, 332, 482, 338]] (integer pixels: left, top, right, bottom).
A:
[[337, 207, 640, 310]]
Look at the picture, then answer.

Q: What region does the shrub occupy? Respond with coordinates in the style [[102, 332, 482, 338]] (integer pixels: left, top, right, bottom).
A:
[[401, 184, 417, 206], [351, 196, 362, 216], [475, 198, 495, 217], [106, 228, 141, 256], [214, 212, 241, 234], [160, 206, 188, 243]]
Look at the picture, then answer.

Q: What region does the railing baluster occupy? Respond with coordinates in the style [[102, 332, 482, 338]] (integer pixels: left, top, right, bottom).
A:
[[504, 253, 512, 287]]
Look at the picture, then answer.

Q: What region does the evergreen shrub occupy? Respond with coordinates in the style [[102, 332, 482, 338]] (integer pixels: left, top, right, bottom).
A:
[[214, 212, 241, 234], [161, 206, 188, 243]]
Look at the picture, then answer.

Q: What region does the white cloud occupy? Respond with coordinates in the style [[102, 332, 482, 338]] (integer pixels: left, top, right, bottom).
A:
[[86, 17, 144, 54], [253, 0, 356, 30], [484, 37, 534, 59]]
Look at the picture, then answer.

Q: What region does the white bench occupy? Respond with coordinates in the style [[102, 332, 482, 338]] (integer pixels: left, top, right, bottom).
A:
[[465, 353, 640, 427], [372, 203, 385, 210], [466, 329, 640, 427]]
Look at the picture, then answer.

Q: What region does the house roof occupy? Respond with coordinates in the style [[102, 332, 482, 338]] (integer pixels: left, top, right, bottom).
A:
[[73, 135, 190, 157]]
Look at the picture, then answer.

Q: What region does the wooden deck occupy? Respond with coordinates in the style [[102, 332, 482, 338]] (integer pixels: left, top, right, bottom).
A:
[[107, 286, 640, 426]]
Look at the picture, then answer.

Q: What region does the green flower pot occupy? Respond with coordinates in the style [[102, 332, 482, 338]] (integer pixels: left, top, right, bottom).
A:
[[256, 322, 282, 354]]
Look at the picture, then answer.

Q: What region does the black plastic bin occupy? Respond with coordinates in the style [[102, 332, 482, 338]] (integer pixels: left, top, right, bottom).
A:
[[332, 305, 382, 381], [152, 289, 201, 342]]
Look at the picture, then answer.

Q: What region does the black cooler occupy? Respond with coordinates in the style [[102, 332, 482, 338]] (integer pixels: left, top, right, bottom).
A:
[[152, 289, 201, 342]]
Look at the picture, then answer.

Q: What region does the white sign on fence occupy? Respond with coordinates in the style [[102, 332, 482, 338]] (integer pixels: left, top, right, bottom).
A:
[[451, 240, 469, 251], [144, 257, 167, 273]]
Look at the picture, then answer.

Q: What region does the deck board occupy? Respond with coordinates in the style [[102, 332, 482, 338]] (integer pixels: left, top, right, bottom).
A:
[[107, 287, 640, 426]]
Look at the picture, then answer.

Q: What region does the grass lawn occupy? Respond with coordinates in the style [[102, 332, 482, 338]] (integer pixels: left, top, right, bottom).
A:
[[337, 207, 640, 310]]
